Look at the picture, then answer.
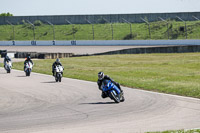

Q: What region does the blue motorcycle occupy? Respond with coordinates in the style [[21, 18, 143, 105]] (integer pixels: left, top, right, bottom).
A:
[[102, 79, 125, 103]]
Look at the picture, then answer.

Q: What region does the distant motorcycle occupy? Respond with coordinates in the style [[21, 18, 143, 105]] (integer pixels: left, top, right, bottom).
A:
[[25, 61, 33, 76], [101, 79, 125, 103], [54, 65, 63, 82], [5, 61, 12, 73]]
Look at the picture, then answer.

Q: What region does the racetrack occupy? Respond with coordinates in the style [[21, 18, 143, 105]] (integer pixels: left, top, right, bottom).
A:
[[0, 68, 200, 133]]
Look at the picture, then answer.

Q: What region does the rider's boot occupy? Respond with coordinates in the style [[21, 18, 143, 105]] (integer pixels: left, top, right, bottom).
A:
[[101, 92, 108, 98]]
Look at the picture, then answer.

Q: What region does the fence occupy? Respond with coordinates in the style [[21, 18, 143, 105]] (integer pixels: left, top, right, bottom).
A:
[[0, 16, 200, 41], [1, 12, 200, 25], [0, 20, 200, 41]]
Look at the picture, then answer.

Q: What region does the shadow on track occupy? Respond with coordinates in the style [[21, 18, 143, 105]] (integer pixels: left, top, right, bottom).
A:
[[80, 102, 116, 105], [41, 81, 57, 83], [16, 75, 27, 77], [0, 72, 8, 74]]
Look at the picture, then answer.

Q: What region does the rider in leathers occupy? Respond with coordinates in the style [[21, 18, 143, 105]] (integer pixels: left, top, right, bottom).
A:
[[97, 72, 123, 98], [4, 55, 11, 69], [24, 56, 34, 71], [52, 58, 63, 76]]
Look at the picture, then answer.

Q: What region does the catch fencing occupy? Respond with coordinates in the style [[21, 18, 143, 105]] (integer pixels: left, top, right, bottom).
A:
[[1, 12, 200, 25], [0, 12, 200, 42]]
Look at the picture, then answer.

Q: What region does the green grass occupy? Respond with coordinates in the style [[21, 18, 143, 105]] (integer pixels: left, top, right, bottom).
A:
[[8, 53, 200, 99], [0, 20, 200, 40], [146, 129, 200, 133]]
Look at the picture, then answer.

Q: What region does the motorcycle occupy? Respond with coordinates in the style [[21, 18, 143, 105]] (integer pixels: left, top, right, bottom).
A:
[[5, 61, 12, 73], [101, 79, 125, 103], [25, 61, 33, 76], [54, 65, 63, 82]]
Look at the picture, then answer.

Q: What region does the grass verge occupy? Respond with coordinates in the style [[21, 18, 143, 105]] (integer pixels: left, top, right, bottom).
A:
[[0, 20, 200, 40], [7, 53, 200, 99]]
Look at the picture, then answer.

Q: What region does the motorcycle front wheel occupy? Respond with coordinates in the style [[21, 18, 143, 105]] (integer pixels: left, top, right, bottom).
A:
[[110, 91, 120, 103]]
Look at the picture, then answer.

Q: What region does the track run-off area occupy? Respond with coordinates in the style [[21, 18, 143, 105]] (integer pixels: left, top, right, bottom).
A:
[[0, 68, 200, 133]]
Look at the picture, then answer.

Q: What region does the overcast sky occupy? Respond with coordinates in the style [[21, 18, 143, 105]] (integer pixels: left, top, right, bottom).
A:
[[1, 0, 200, 16]]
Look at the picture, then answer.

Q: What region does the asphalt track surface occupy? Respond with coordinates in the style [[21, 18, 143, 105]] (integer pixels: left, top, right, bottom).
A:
[[0, 68, 200, 133]]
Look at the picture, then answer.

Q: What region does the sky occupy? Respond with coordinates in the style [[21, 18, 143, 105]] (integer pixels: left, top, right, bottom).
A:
[[1, 0, 200, 16]]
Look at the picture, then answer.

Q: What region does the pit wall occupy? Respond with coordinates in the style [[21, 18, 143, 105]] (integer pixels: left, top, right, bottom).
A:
[[0, 40, 200, 46]]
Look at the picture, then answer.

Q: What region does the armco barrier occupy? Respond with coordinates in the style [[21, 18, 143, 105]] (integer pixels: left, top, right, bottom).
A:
[[14, 52, 74, 59], [0, 40, 200, 46]]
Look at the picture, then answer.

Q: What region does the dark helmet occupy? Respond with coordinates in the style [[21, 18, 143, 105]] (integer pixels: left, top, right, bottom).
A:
[[98, 72, 104, 80], [27, 56, 31, 60], [56, 58, 60, 63]]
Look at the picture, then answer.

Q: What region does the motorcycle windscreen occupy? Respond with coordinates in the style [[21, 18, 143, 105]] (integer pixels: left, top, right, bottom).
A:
[[102, 80, 111, 92]]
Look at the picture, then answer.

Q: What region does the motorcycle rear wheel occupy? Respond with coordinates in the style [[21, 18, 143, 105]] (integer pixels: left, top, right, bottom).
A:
[[120, 95, 125, 102], [26, 71, 30, 76]]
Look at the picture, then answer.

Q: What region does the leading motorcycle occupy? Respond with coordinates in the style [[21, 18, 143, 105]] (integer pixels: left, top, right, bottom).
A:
[[101, 79, 125, 103], [25, 61, 33, 76], [54, 65, 64, 82]]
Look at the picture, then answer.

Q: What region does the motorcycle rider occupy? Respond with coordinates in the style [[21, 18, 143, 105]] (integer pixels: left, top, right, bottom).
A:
[[4, 55, 11, 69], [24, 56, 34, 71], [52, 58, 63, 76], [97, 72, 123, 98]]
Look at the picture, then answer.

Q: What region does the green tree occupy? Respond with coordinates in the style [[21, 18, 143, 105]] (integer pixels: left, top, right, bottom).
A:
[[0, 12, 13, 16]]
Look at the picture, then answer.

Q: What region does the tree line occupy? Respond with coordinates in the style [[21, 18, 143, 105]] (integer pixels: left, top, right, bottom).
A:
[[0, 12, 13, 16]]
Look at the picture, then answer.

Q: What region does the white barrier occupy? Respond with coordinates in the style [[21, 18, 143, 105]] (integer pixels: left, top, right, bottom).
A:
[[0, 40, 200, 46]]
